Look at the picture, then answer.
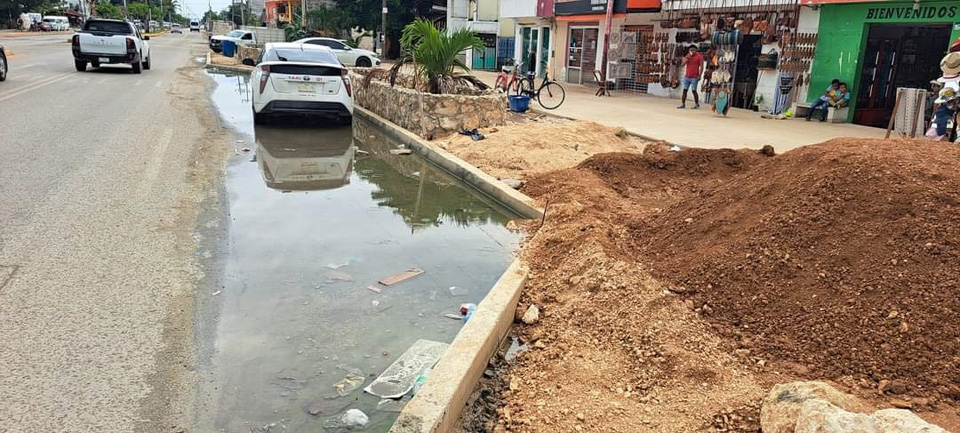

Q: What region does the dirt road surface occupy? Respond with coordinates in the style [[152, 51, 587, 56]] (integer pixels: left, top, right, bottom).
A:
[[0, 32, 226, 431]]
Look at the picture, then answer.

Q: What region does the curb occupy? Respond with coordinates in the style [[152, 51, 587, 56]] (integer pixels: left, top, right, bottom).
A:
[[203, 52, 253, 74], [354, 107, 544, 220], [530, 107, 669, 144], [390, 259, 528, 433]]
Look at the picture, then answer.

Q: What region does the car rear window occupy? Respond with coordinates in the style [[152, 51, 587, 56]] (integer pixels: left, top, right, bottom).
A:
[[85, 21, 132, 34], [267, 48, 339, 65]]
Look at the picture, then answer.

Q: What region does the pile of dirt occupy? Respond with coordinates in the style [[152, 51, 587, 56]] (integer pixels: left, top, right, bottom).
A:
[[472, 138, 960, 432], [439, 116, 648, 181], [624, 138, 960, 403]]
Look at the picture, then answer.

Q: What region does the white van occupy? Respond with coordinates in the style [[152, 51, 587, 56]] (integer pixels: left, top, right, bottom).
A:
[[43, 16, 69, 31]]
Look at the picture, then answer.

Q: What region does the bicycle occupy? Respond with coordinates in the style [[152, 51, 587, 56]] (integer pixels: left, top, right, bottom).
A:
[[493, 60, 525, 95], [513, 69, 566, 110]]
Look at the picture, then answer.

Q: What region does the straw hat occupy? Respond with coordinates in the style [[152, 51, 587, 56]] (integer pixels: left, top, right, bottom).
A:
[[941, 52, 960, 76], [934, 86, 957, 104]]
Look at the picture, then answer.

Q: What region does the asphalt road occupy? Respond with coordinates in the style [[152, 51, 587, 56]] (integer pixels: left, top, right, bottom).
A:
[[0, 31, 224, 432]]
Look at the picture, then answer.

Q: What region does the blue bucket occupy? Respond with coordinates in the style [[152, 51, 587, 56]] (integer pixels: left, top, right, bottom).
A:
[[508, 95, 531, 113], [222, 40, 236, 57]]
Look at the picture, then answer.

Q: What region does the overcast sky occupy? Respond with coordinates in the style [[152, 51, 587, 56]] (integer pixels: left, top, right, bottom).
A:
[[179, 0, 234, 19]]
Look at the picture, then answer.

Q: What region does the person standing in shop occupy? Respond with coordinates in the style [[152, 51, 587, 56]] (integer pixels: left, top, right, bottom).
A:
[[678, 45, 704, 109]]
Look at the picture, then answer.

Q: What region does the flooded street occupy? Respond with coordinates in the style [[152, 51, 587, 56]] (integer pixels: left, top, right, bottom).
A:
[[204, 70, 520, 431]]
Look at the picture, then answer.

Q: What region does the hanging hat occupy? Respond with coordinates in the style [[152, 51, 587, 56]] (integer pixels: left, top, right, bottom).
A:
[[941, 52, 960, 77], [951, 36, 960, 53], [934, 86, 957, 104]]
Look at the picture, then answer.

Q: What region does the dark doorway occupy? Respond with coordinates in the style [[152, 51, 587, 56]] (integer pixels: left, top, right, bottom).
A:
[[854, 24, 951, 127], [732, 35, 762, 109]]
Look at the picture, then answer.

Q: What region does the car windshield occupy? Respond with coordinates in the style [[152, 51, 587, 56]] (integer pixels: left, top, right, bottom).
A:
[[85, 21, 133, 34], [268, 48, 339, 64], [227, 30, 244, 37]]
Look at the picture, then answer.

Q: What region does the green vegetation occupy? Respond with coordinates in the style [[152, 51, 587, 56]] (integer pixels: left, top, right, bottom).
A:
[[391, 18, 483, 94]]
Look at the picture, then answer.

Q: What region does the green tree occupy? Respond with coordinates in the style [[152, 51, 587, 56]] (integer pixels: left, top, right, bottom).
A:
[[392, 17, 482, 94], [126, 2, 149, 19], [96, 2, 122, 18]]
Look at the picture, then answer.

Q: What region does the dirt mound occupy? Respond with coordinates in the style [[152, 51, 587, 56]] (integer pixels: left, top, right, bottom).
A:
[[439, 117, 648, 181], [621, 138, 960, 402]]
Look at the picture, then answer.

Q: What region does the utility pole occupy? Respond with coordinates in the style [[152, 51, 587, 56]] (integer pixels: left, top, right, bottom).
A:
[[380, 0, 386, 57], [300, 0, 305, 27], [598, 0, 614, 96]]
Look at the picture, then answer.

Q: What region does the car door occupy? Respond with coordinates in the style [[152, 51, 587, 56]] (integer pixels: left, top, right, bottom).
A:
[[241, 32, 254, 45], [326, 40, 358, 65]]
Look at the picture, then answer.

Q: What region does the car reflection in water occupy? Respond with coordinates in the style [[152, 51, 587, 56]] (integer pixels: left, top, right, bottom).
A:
[[255, 125, 356, 191]]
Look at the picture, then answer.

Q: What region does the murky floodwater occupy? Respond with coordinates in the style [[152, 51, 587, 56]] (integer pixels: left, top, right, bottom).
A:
[[204, 70, 519, 431]]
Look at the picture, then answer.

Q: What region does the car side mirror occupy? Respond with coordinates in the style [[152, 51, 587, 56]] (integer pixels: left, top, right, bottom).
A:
[[144, 36, 150, 40], [242, 58, 256, 66]]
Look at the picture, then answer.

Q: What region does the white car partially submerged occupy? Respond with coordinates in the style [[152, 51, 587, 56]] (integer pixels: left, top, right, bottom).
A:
[[293, 37, 381, 68], [245, 43, 354, 125]]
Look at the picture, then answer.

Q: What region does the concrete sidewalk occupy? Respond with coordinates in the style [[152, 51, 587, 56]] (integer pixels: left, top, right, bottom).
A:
[[473, 70, 886, 152]]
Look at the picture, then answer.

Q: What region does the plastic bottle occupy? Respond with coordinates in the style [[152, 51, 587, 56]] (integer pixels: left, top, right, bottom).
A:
[[412, 367, 432, 395], [461, 303, 478, 323]]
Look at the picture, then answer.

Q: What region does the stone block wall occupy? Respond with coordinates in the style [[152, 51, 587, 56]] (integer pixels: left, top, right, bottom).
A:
[[351, 72, 507, 140]]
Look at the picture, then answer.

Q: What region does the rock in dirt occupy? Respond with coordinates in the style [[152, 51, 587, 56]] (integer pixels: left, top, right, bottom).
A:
[[760, 381, 870, 433], [501, 178, 523, 189], [521, 305, 540, 325], [794, 399, 947, 433]]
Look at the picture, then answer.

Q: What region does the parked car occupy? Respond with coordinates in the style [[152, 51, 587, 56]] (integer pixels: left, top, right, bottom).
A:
[[38, 21, 53, 31], [72, 19, 151, 73], [189, 20, 200, 32], [246, 43, 353, 125], [171, 23, 182, 33], [162, 21, 171, 29], [293, 37, 380, 68], [210, 29, 255, 53], [0, 43, 8, 82], [43, 16, 69, 31]]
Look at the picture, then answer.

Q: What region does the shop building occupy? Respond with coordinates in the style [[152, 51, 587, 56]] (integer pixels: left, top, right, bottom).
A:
[[448, 0, 501, 70], [500, 0, 555, 78], [804, 0, 960, 126]]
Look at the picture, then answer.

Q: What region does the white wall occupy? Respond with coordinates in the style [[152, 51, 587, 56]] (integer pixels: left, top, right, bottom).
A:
[[753, 6, 819, 113], [451, 0, 469, 19], [500, 0, 537, 18]]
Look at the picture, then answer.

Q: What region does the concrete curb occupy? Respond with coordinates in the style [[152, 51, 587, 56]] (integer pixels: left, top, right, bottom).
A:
[[390, 258, 528, 433], [354, 107, 544, 220], [530, 106, 669, 144], [203, 52, 253, 74]]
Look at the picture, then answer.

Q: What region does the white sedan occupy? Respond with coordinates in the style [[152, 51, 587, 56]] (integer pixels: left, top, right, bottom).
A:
[[293, 37, 381, 68], [245, 43, 354, 125]]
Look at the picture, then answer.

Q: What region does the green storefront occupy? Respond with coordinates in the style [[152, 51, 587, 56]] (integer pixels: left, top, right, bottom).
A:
[[809, 0, 960, 126]]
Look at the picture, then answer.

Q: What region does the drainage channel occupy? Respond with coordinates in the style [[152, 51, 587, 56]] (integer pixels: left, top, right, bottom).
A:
[[202, 70, 520, 432]]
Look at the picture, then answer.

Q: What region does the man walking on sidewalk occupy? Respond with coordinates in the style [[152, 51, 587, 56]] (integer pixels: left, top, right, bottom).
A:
[[678, 45, 704, 109]]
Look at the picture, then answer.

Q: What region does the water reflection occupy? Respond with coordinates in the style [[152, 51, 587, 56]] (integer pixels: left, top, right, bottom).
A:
[[256, 126, 356, 191], [352, 119, 514, 231]]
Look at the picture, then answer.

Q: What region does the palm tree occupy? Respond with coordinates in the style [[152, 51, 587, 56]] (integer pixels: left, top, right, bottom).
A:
[[389, 17, 486, 94]]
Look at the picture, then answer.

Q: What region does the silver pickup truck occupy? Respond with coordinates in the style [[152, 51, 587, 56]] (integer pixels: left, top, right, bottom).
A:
[[72, 19, 151, 73]]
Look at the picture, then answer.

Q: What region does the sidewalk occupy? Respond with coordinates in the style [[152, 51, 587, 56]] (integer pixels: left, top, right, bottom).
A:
[[473, 70, 886, 152]]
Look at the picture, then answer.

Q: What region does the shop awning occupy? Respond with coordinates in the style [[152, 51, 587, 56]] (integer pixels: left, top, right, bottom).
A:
[[627, 0, 661, 10], [799, 0, 878, 4], [556, 13, 627, 21]]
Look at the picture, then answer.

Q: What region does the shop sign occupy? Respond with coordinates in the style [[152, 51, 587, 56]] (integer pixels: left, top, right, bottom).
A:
[[864, 5, 958, 21], [554, 0, 627, 15]]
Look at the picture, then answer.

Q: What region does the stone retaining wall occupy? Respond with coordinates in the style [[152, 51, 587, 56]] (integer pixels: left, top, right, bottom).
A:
[[351, 72, 507, 140]]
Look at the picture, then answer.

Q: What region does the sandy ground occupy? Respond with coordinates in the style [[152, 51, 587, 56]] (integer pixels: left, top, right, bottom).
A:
[[209, 52, 250, 69], [0, 33, 227, 432], [438, 114, 649, 181]]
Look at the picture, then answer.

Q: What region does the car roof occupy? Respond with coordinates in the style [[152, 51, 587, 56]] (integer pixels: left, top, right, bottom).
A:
[[87, 18, 127, 23], [266, 42, 335, 52]]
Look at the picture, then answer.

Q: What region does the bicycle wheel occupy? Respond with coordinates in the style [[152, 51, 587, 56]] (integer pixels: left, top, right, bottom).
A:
[[511, 78, 534, 96], [494, 76, 506, 93], [537, 81, 566, 110]]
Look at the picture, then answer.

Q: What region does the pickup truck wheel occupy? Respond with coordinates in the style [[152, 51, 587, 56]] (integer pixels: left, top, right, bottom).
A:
[[0, 53, 7, 81], [356, 57, 372, 68], [143, 55, 151, 70], [74, 60, 87, 72], [131, 59, 142, 74]]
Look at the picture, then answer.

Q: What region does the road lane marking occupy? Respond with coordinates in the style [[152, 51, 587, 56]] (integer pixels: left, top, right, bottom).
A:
[[0, 73, 73, 103], [12, 63, 37, 70]]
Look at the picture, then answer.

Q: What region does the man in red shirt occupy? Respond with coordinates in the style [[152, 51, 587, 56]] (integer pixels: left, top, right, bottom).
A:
[[678, 45, 704, 109]]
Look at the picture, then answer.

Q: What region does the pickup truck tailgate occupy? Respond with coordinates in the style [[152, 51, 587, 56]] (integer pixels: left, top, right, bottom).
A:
[[78, 33, 128, 55]]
